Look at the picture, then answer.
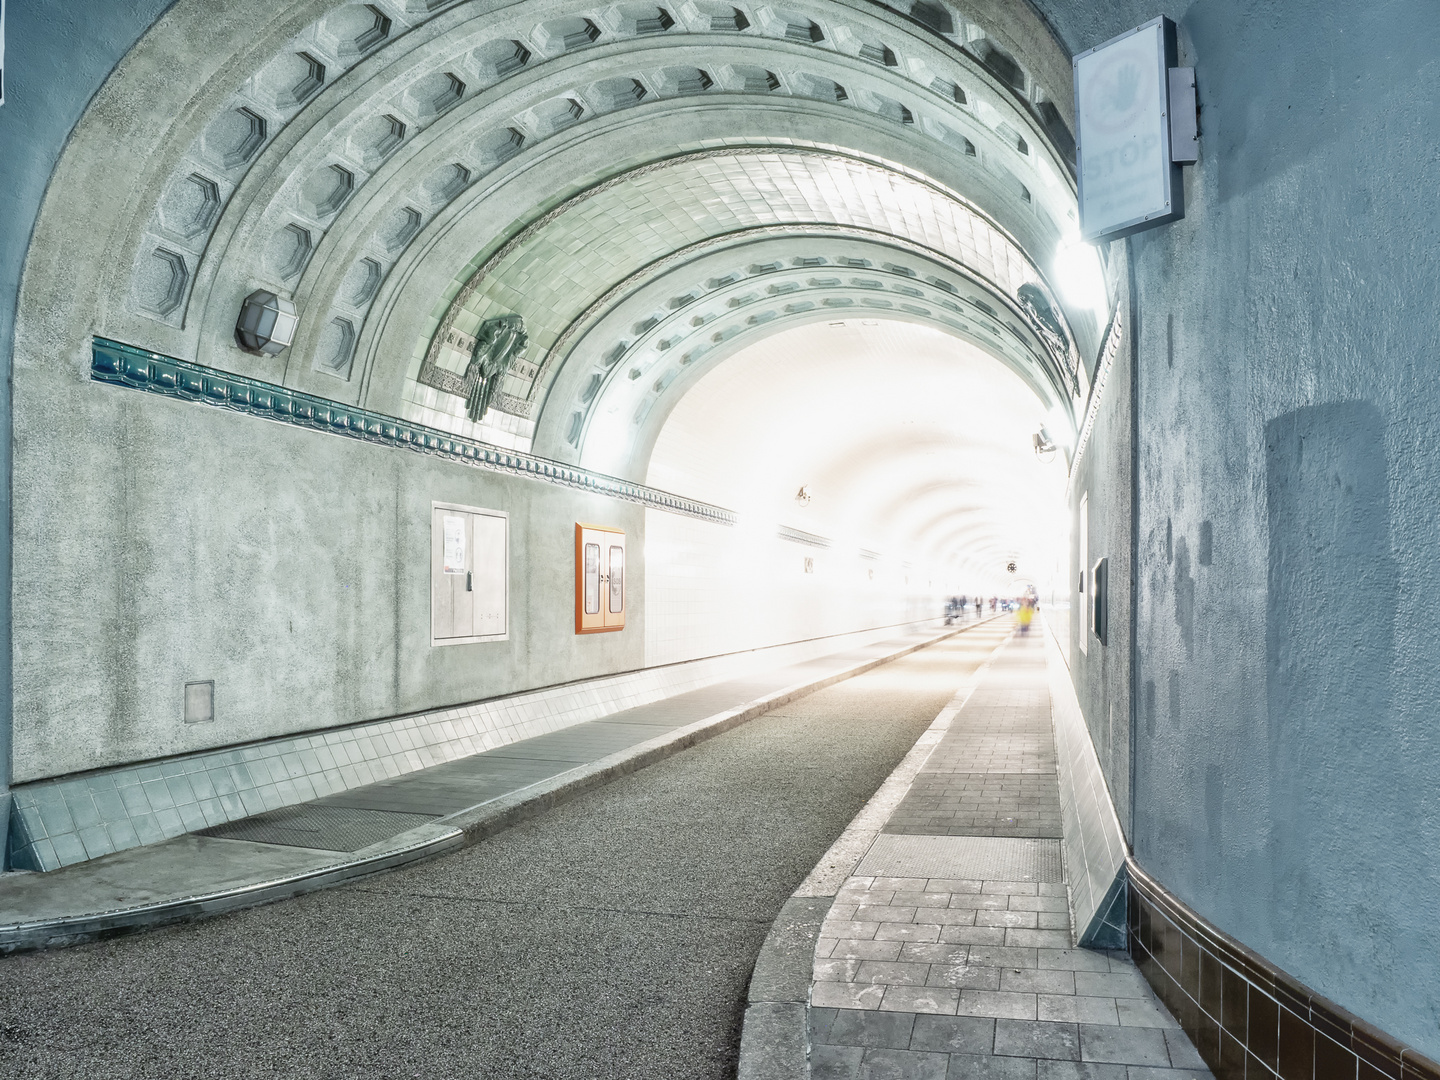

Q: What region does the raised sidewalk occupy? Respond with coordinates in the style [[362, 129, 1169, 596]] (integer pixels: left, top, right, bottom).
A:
[[738, 627, 1216, 1080]]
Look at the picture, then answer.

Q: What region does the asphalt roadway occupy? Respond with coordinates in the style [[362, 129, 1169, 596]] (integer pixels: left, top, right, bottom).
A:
[[0, 624, 1008, 1079]]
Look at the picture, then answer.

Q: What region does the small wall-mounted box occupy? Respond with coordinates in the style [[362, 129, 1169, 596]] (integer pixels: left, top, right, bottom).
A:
[[183, 680, 214, 724], [576, 523, 626, 633], [1091, 556, 1109, 646], [1168, 67, 1199, 164]]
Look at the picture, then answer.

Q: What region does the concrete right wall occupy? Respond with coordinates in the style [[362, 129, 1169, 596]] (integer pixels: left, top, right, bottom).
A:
[[1038, 0, 1440, 1057]]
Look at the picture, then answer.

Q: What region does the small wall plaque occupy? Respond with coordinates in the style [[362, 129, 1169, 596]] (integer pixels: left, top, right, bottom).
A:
[[184, 680, 214, 724]]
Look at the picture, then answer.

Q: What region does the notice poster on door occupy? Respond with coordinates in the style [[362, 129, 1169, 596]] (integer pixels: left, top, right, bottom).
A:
[[442, 514, 466, 574]]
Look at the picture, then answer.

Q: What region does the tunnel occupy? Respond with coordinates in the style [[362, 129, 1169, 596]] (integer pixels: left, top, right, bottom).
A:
[[0, 1, 1435, 1078]]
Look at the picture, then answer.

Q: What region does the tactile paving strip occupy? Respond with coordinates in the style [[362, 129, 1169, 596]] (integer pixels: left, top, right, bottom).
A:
[[854, 833, 1063, 882], [199, 805, 435, 852]]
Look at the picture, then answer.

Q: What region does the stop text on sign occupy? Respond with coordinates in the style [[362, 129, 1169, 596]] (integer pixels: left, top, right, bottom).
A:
[[1073, 16, 1183, 243]]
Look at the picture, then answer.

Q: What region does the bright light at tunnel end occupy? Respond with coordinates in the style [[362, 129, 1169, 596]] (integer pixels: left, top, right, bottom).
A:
[[583, 410, 633, 474], [1052, 235, 1110, 320]]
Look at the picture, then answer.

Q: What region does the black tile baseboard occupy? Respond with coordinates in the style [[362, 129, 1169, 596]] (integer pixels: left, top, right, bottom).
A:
[[1126, 857, 1439, 1080]]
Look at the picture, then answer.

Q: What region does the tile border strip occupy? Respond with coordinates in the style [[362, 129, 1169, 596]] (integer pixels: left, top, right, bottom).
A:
[[89, 337, 736, 526], [1045, 624, 1128, 947], [1126, 855, 1440, 1080]]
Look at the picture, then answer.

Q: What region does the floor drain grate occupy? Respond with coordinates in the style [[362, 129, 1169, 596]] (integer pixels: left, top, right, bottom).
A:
[[855, 834, 1063, 882], [199, 804, 435, 852]]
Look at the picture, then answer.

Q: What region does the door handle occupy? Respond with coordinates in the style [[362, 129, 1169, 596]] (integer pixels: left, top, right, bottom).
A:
[[466, 570, 473, 592]]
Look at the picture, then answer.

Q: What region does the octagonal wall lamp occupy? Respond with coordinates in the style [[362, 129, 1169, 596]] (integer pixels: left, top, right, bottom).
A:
[[235, 290, 300, 356]]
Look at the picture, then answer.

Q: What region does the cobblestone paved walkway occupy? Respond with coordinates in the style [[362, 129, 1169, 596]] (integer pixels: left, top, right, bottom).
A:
[[808, 630, 1215, 1080]]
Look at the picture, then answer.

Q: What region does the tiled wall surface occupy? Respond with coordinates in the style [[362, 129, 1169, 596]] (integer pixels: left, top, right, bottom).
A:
[[9, 619, 938, 872], [1045, 621, 1128, 948], [1127, 860, 1440, 1080], [400, 377, 536, 451]]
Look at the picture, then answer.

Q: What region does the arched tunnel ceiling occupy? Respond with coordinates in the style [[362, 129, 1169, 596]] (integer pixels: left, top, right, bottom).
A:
[[79, 0, 1107, 392], [541, 228, 1078, 479], [43, 0, 1109, 555], [646, 319, 1068, 590], [414, 147, 1090, 471]]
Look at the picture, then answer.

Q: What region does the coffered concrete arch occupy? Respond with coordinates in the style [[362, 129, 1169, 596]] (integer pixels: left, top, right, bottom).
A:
[[407, 142, 1088, 459], [532, 228, 1082, 477], [365, 84, 1087, 421], [46, 0, 1078, 369], [21, 0, 1094, 429]]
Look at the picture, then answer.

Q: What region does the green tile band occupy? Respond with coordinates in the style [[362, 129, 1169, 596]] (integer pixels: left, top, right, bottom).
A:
[[89, 336, 736, 526]]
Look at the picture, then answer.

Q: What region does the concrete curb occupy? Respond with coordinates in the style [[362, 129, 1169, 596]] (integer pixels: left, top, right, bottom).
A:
[[737, 895, 836, 1080], [0, 620, 996, 954], [735, 625, 1013, 1080], [0, 826, 467, 954]]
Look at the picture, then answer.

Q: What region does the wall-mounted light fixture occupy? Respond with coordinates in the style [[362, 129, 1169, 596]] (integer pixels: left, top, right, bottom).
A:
[[235, 290, 299, 356], [1033, 428, 1057, 462]]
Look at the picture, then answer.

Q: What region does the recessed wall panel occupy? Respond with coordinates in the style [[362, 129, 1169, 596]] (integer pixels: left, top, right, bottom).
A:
[[432, 502, 508, 645]]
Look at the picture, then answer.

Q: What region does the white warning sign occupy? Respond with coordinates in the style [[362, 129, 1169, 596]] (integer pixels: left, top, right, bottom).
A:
[[1074, 17, 1180, 242]]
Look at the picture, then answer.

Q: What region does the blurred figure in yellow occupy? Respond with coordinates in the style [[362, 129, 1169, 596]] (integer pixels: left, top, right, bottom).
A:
[[1017, 597, 1034, 634]]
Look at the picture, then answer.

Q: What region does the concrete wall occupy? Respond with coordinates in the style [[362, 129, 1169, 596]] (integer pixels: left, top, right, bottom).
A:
[[1039, 0, 1440, 1056], [0, 0, 179, 855], [13, 341, 645, 781]]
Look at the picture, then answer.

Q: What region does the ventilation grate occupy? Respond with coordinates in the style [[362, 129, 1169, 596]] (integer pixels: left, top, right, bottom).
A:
[[855, 834, 1063, 882], [199, 804, 434, 852]]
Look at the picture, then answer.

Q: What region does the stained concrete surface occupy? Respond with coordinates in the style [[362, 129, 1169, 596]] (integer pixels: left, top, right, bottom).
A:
[[1040, 0, 1440, 1053], [0, 628, 1007, 1079]]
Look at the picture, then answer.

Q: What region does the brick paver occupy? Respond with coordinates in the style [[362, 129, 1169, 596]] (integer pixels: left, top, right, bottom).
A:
[[808, 630, 1214, 1080]]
